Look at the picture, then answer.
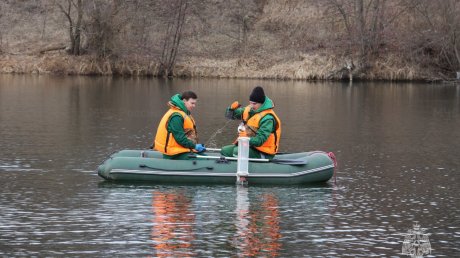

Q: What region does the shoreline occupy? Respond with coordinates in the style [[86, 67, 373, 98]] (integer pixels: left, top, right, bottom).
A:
[[0, 53, 451, 82]]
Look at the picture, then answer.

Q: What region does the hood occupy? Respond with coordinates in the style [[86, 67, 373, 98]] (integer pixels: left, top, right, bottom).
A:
[[254, 96, 274, 113], [168, 94, 190, 114]]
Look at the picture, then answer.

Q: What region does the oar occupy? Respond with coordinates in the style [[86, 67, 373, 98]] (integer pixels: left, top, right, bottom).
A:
[[205, 148, 222, 152], [139, 164, 214, 171], [189, 154, 308, 165], [191, 154, 269, 162], [204, 148, 291, 155]]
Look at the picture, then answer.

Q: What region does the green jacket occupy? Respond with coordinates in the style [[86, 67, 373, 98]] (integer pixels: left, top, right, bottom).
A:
[[166, 94, 196, 150], [228, 97, 277, 149]]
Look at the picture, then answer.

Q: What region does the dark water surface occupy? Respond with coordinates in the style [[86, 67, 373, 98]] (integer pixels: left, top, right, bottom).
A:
[[0, 75, 459, 257]]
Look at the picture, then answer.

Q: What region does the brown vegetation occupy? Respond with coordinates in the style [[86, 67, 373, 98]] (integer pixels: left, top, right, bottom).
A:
[[0, 0, 459, 81]]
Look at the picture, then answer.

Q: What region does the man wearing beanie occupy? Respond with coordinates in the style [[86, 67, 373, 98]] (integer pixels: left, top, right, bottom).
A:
[[221, 86, 281, 160], [249, 86, 266, 104]]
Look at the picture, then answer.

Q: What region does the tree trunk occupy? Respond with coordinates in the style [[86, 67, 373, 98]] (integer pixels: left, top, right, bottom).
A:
[[356, 0, 367, 66], [369, 0, 381, 54], [159, 0, 188, 77], [73, 0, 82, 55], [168, 0, 188, 75], [56, 0, 83, 56]]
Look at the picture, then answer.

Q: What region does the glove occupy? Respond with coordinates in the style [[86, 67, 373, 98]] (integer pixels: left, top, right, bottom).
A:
[[238, 123, 247, 137], [225, 101, 241, 120], [194, 143, 206, 153], [230, 101, 241, 110]]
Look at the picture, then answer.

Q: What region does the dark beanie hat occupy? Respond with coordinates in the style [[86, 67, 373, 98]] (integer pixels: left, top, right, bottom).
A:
[[249, 86, 266, 103]]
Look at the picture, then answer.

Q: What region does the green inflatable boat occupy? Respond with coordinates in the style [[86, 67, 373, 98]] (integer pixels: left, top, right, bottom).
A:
[[98, 149, 337, 185]]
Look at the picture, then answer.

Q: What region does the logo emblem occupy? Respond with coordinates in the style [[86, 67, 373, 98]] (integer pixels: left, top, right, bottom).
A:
[[402, 223, 432, 257]]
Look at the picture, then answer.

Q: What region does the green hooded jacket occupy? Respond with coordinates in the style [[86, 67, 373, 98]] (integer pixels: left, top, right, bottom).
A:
[[228, 97, 278, 148], [166, 94, 196, 151]]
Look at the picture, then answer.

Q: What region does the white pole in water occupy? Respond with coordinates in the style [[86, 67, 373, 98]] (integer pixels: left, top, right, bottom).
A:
[[236, 137, 250, 184]]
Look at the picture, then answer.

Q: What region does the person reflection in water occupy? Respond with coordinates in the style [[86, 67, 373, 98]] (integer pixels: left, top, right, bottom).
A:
[[151, 190, 281, 256], [234, 192, 282, 256], [221, 86, 281, 160], [151, 191, 195, 257], [153, 91, 206, 160]]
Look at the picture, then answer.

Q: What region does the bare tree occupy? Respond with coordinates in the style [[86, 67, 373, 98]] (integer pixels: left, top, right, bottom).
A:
[[391, 0, 460, 76], [157, 0, 189, 77], [0, 0, 8, 54], [40, 1, 53, 40], [54, 0, 83, 55], [227, 0, 260, 55], [323, 0, 386, 70], [129, 1, 155, 53], [85, 0, 124, 58], [206, 0, 264, 57], [0, 2, 3, 54], [435, 0, 460, 72]]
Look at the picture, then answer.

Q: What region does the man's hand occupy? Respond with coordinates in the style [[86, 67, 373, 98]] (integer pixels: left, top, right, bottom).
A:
[[230, 101, 241, 110], [194, 144, 206, 153]]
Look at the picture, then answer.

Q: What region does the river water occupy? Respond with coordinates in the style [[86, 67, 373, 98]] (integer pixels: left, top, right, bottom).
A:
[[0, 75, 459, 257]]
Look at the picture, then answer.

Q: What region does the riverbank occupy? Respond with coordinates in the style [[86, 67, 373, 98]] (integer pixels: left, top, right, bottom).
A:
[[2, 1, 458, 83], [0, 53, 439, 81]]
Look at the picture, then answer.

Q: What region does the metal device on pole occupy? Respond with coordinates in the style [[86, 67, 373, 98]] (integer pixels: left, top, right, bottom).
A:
[[236, 136, 250, 184]]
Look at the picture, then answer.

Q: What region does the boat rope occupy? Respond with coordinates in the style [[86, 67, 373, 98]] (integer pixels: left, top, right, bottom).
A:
[[306, 150, 338, 184], [327, 152, 338, 184]]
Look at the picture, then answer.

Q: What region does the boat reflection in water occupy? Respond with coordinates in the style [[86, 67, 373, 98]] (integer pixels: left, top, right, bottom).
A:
[[151, 191, 196, 257], [234, 185, 282, 257]]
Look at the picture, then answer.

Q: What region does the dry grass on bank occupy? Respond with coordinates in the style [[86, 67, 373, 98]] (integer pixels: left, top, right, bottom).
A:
[[177, 53, 431, 81], [368, 54, 425, 81], [179, 54, 352, 79], [0, 53, 161, 76], [0, 52, 434, 81]]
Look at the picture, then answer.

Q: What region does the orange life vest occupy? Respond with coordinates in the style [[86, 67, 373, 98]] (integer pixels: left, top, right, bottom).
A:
[[242, 106, 281, 155], [154, 107, 197, 155]]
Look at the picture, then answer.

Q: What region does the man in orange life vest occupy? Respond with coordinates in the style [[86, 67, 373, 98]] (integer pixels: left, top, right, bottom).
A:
[[154, 91, 206, 160], [221, 86, 281, 160]]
